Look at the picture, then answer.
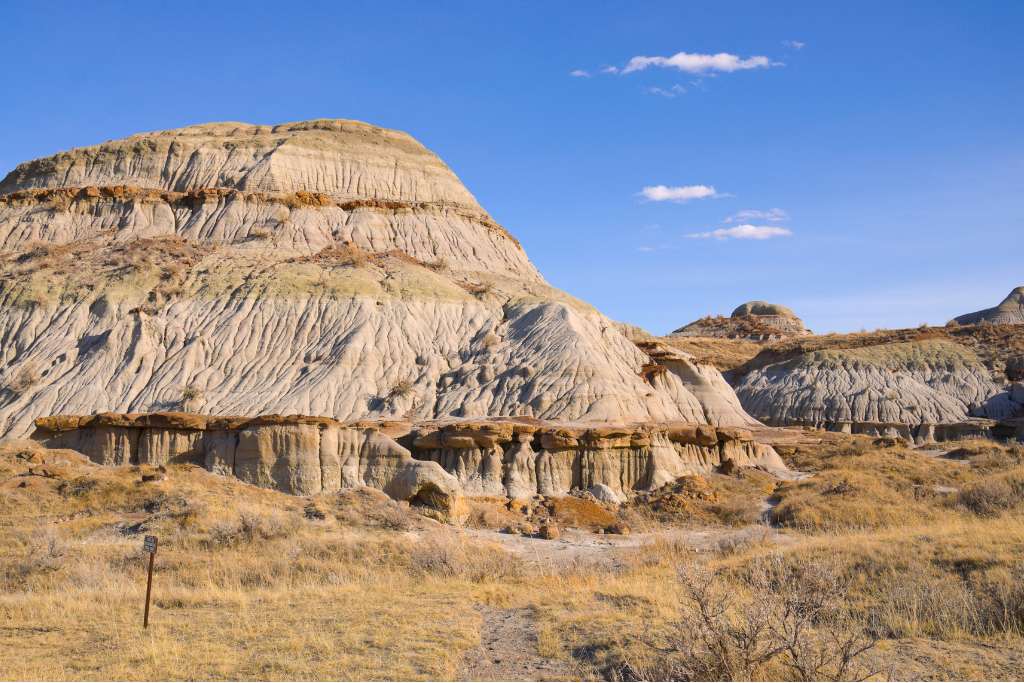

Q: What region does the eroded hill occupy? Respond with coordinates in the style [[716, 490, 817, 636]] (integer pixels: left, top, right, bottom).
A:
[[0, 120, 759, 437]]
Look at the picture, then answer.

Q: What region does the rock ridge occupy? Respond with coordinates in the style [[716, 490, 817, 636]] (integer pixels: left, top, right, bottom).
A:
[[32, 412, 787, 510]]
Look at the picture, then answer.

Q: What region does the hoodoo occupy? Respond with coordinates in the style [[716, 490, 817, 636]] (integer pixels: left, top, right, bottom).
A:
[[0, 120, 761, 445]]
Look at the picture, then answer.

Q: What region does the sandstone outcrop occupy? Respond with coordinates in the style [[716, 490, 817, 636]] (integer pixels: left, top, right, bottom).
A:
[[0, 119, 762, 436], [950, 287, 1024, 326], [672, 300, 810, 341], [31, 412, 786, 506]]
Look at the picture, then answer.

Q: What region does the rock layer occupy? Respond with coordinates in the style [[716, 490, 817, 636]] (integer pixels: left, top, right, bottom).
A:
[[0, 120, 762, 436], [32, 412, 786, 504]]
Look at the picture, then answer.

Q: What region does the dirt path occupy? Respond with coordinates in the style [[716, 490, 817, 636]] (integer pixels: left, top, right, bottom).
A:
[[458, 523, 795, 568], [917, 447, 969, 464], [457, 606, 579, 681]]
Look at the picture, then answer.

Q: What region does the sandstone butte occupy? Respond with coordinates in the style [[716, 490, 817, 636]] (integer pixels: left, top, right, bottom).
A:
[[0, 119, 786, 515], [672, 300, 812, 341]]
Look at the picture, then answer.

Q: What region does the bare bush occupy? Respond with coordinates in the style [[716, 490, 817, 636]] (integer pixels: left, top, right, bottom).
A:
[[626, 555, 879, 681], [388, 379, 414, 399], [459, 280, 493, 297], [407, 535, 524, 583], [957, 470, 1024, 515], [181, 384, 204, 403], [425, 256, 448, 272], [207, 508, 298, 547], [17, 530, 66, 578]]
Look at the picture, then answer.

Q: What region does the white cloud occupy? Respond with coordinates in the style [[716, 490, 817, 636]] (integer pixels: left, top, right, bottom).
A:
[[621, 51, 776, 75], [725, 208, 788, 223], [640, 184, 719, 202], [687, 224, 793, 240], [645, 84, 687, 98], [601, 65, 619, 74], [569, 69, 591, 78], [782, 40, 806, 50]]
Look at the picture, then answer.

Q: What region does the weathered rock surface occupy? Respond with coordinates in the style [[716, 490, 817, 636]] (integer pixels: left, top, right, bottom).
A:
[[951, 287, 1024, 326], [733, 339, 1020, 441], [31, 412, 786, 505], [673, 300, 810, 341], [0, 119, 761, 436]]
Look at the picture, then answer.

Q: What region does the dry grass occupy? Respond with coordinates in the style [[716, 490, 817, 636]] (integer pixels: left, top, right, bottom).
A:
[[659, 336, 764, 371], [2, 434, 1024, 680], [767, 436, 1024, 532], [0, 445, 511, 680]]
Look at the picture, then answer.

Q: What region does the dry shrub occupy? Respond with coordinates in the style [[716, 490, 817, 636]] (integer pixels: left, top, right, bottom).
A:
[[459, 280, 492, 297], [956, 468, 1024, 515], [963, 443, 1024, 472], [15, 529, 66, 579], [331, 487, 414, 530], [621, 555, 879, 681], [707, 497, 763, 527], [180, 384, 203, 402], [247, 226, 272, 240], [388, 379, 414, 399], [407, 534, 524, 582], [425, 256, 448, 272], [206, 505, 299, 547]]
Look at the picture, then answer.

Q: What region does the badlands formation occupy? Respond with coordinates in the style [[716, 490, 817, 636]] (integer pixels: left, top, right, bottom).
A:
[[0, 119, 777, 508], [673, 300, 811, 340], [668, 294, 1024, 443], [951, 286, 1024, 326]]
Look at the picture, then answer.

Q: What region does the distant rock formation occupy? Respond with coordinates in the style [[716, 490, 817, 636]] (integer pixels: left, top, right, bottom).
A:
[[0, 119, 762, 437], [950, 287, 1024, 326], [672, 300, 810, 341], [733, 339, 1021, 441]]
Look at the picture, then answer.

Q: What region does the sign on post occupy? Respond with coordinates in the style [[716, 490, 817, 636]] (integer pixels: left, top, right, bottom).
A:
[[143, 535, 158, 628]]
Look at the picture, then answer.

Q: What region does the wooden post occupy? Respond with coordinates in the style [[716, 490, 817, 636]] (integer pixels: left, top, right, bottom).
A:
[[143, 535, 158, 628]]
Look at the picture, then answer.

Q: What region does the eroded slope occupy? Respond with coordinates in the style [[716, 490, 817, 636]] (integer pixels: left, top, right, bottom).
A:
[[0, 120, 760, 436]]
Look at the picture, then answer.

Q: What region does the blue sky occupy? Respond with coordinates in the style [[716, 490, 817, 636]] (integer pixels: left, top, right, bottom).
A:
[[2, 1, 1021, 333]]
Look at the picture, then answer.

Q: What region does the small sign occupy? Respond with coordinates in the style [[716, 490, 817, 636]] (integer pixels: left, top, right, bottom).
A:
[[142, 535, 159, 628]]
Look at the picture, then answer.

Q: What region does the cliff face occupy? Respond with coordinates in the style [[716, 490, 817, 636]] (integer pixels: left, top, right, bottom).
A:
[[0, 119, 760, 437], [32, 412, 785, 508]]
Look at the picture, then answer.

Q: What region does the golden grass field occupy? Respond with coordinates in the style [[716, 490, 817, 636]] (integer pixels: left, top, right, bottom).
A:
[[1, 434, 1023, 681]]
